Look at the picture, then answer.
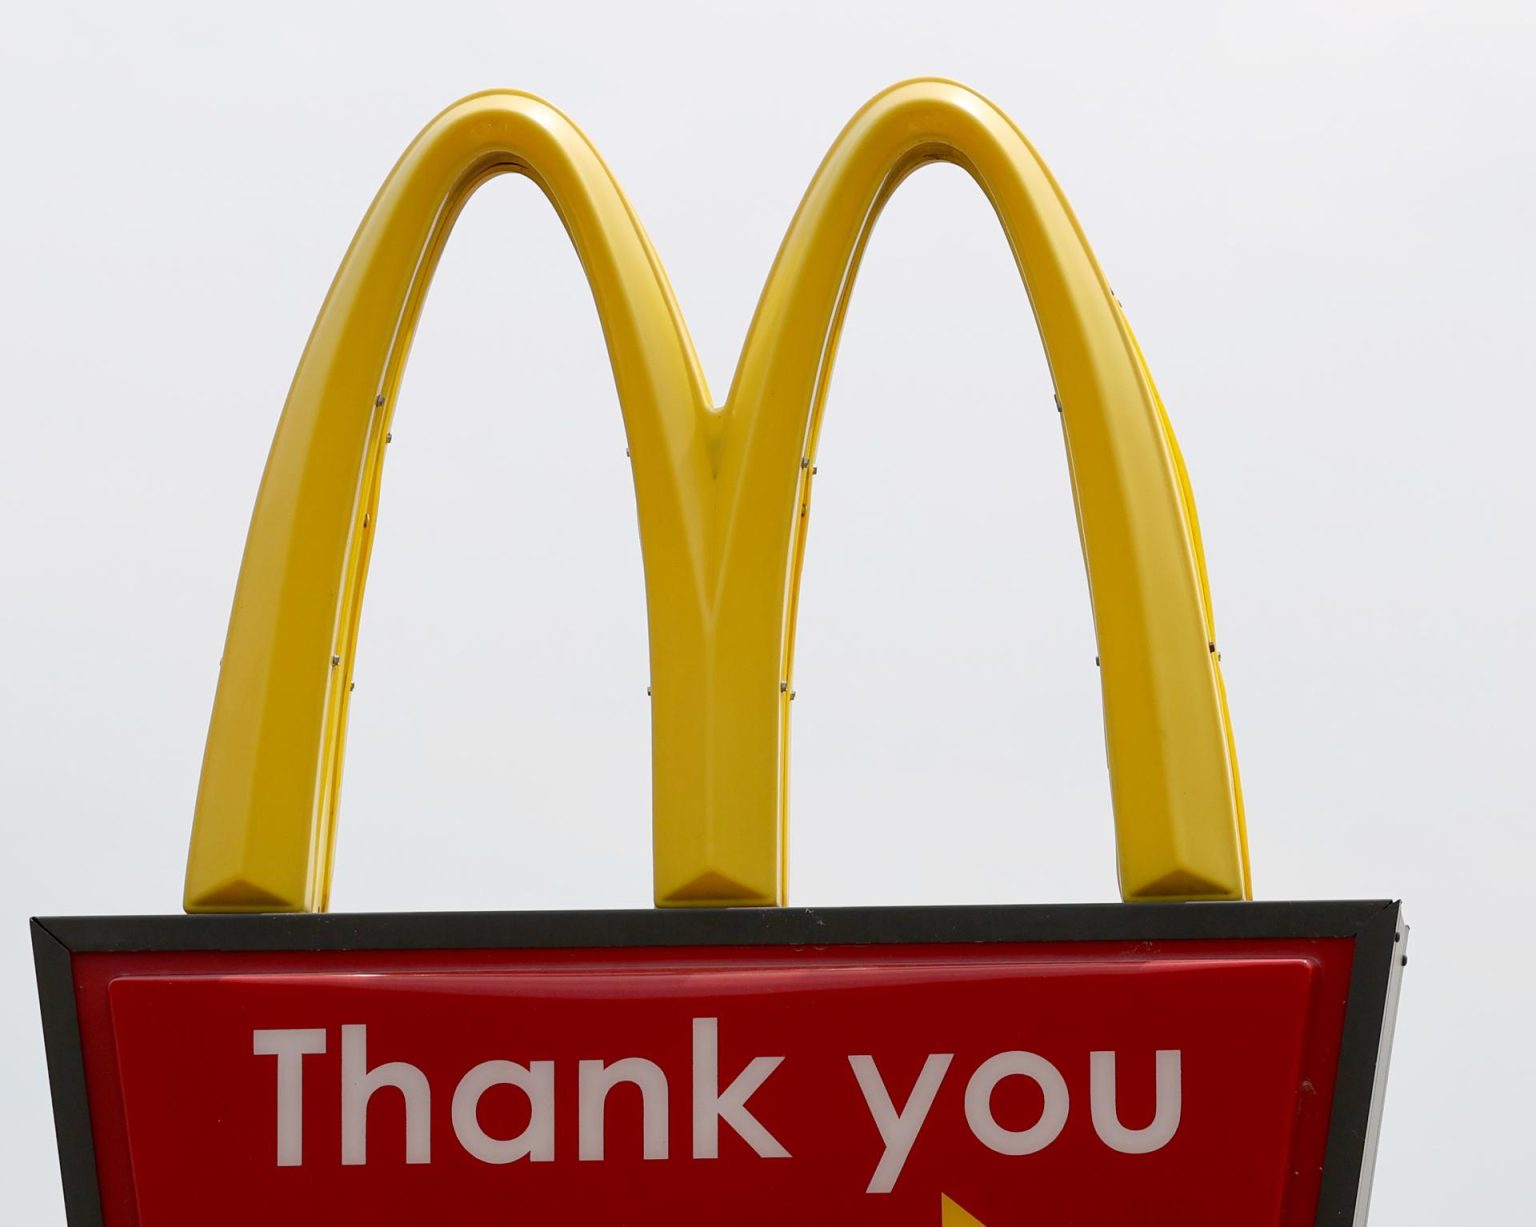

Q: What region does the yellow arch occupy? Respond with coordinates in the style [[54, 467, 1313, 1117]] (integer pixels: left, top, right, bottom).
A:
[[716, 78, 1250, 903], [184, 91, 715, 911], [185, 80, 1249, 913]]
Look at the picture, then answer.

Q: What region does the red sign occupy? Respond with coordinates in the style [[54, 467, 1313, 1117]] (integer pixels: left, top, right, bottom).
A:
[[33, 904, 1404, 1225]]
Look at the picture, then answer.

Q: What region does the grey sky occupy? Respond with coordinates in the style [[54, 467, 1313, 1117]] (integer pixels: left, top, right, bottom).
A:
[[2, 1, 1532, 1219]]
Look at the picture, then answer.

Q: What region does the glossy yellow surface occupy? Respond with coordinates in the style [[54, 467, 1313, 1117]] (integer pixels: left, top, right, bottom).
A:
[[184, 80, 1250, 913]]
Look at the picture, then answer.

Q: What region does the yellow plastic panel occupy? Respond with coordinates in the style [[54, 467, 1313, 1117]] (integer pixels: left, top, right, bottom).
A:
[[185, 80, 1249, 913]]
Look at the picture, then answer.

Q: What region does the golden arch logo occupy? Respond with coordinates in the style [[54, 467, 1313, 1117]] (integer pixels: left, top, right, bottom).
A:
[[184, 78, 1250, 914]]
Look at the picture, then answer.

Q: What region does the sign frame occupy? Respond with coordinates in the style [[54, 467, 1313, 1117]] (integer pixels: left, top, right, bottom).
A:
[[33, 899, 1404, 1226]]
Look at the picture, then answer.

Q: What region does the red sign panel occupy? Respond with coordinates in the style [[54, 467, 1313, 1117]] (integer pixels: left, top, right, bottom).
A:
[[33, 904, 1404, 1226]]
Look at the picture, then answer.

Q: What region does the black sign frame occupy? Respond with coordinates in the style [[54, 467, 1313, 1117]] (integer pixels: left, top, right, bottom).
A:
[[33, 899, 1405, 1226]]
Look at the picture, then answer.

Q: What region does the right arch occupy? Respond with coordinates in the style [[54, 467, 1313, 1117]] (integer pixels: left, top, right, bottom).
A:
[[721, 78, 1251, 901]]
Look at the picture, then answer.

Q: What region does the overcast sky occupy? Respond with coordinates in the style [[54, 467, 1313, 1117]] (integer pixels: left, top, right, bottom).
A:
[[2, 1, 1533, 1219]]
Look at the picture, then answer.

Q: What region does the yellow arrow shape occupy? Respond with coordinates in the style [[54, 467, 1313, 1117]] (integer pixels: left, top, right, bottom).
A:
[[942, 1194, 988, 1226]]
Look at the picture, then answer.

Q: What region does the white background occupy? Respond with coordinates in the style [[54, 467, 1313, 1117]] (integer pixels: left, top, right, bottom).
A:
[[2, 1, 1532, 1219]]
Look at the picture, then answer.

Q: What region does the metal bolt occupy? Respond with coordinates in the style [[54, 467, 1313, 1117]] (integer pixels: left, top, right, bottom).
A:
[[1208, 641, 1217, 653], [646, 685, 652, 697], [780, 681, 788, 693], [811, 465, 818, 476], [789, 691, 797, 701], [331, 655, 341, 667], [385, 432, 392, 444], [1095, 656, 1100, 667], [800, 456, 810, 468], [349, 682, 355, 692], [1054, 393, 1063, 414], [375, 394, 385, 408]]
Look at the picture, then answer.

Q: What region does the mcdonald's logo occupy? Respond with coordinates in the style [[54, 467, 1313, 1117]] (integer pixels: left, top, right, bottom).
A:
[[32, 82, 1405, 1226], [183, 78, 1250, 914]]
